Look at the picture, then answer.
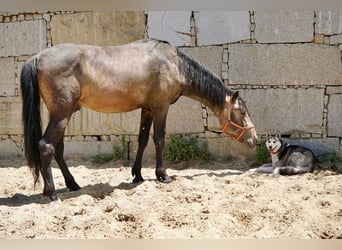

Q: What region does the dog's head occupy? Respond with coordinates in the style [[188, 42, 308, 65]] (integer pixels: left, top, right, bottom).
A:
[[265, 132, 282, 155]]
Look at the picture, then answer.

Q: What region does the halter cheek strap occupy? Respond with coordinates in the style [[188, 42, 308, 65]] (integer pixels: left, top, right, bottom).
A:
[[221, 98, 254, 141]]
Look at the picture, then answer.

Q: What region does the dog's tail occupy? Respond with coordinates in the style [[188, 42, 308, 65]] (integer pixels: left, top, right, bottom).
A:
[[274, 167, 311, 175]]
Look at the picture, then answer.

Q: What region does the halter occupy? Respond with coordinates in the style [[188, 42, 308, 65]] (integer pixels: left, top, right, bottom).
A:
[[221, 97, 254, 142]]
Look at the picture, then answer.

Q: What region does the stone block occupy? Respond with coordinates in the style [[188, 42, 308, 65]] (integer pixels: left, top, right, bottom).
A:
[[167, 96, 204, 134], [194, 11, 250, 45], [147, 11, 192, 46], [315, 11, 342, 35], [330, 34, 342, 45], [254, 11, 314, 43], [64, 141, 114, 159], [326, 86, 342, 94], [204, 132, 255, 162], [0, 57, 15, 96], [0, 20, 47, 57], [0, 139, 23, 158], [228, 44, 341, 85], [50, 11, 145, 46], [179, 46, 223, 77], [327, 94, 342, 137], [0, 97, 22, 135], [64, 108, 140, 136], [236, 88, 324, 135]]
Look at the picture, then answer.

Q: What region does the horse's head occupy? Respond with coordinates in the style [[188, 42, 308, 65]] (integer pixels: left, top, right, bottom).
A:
[[218, 91, 258, 146]]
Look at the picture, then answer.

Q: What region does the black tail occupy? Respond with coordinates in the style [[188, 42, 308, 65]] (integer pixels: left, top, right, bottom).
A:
[[21, 57, 42, 184]]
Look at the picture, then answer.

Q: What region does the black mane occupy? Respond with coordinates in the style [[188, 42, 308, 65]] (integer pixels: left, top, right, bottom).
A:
[[177, 50, 230, 110]]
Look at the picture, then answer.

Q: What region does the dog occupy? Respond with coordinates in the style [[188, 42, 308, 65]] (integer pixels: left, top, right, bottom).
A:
[[251, 133, 316, 175]]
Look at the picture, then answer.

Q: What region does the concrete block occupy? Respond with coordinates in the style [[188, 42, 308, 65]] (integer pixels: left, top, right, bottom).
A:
[[254, 11, 314, 43], [228, 44, 341, 85], [64, 141, 114, 159], [194, 11, 250, 45], [0, 139, 23, 158], [236, 88, 325, 135], [179, 46, 223, 77], [327, 94, 342, 137], [0, 97, 22, 135], [330, 34, 342, 45], [0, 20, 47, 57], [65, 108, 140, 136], [204, 132, 255, 162], [326, 86, 342, 94], [315, 11, 342, 35], [167, 96, 204, 134], [50, 11, 145, 46], [0, 58, 15, 96], [147, 11, 192, 46]]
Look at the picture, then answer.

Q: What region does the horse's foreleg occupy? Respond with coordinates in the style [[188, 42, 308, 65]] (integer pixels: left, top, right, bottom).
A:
[[153, 105, 172, 183], [132, 108, 153, 183], [54, 139, 80, 191]]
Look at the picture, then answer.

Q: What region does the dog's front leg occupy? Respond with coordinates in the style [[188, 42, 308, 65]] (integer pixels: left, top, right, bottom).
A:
[[249, 163, 274, 173]]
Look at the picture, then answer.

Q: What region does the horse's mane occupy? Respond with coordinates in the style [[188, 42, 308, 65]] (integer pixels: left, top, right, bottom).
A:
[[177, 50, 230, 109]]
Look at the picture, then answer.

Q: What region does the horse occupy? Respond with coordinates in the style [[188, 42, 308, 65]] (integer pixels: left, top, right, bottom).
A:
[[21, 38, 258, 201]]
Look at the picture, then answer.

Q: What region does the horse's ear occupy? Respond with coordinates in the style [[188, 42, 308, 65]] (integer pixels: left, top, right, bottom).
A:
[[231, 91, 239, 103]]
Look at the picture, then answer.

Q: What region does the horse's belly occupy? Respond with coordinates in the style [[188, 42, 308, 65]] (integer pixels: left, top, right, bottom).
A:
[[78, 95, 142, 113]]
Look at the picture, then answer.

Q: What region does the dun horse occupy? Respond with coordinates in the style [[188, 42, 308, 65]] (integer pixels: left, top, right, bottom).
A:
[[21, 38, 257, 201]]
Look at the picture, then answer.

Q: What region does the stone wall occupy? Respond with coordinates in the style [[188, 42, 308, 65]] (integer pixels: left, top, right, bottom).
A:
[[0, 11, 341, 160]]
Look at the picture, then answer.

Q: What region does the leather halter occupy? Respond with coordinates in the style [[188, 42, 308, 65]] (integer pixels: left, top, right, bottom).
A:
[[221, 98, 254, 142]]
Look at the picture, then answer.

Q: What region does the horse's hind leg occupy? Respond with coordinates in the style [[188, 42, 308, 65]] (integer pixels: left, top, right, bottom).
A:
[[54, 139, 80, 191], [39, 117, 69, 201], [132, 108, 153, 183]]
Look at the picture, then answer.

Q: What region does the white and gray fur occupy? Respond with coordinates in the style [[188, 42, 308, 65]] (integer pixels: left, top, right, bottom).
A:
[[251, 133, 315, 175]]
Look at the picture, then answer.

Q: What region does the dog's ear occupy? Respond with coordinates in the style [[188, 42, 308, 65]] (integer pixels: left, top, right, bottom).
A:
[[265, 131, 271, 138], [275, 131, 281, 139]]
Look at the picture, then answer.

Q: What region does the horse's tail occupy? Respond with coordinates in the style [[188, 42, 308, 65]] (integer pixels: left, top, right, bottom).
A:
[[20, 57, 42, 184]]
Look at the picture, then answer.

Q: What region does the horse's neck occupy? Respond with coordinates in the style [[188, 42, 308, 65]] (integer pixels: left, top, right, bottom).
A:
[[182, 87, 223, 116]]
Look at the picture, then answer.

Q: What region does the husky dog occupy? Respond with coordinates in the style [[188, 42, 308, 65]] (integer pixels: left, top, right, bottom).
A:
[[251, 133, 315, 175]]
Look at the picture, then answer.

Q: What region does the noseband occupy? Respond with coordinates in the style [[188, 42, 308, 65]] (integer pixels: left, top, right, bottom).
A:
[[221, 99, 254, 141]]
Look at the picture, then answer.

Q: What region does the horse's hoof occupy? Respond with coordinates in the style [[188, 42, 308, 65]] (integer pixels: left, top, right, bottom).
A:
[[49, 193, 59, 202], [159, 175, 172, 183], [132, 176, 144, 183], [68, 182, 81, 192]]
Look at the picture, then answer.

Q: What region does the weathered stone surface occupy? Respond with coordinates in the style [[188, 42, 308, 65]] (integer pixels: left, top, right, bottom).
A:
[[316, 11, 342, 35], [50, 11, 146, 46], [179, 46, 223, 77], [327, 94, 342, 137], [194, 11, 250, 45], [0, 97, 22, 135], [204, 132, 256, 160], [0, 139, 23, 158], [147, 11, 192, 46], [330, 34, 342, 45], [0, 58, 15, 96], [254, 11, 314, 43], [235, 88, 324, 134], [0, 20, 47, 57], [167, 96, 204, 134], [44, 96, 203, 136], [228, 44, 341, 85], [64, 141, 113, 159], [326, 86, 342, 94]]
